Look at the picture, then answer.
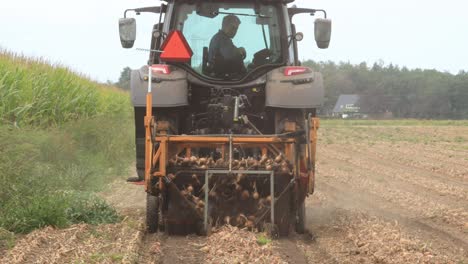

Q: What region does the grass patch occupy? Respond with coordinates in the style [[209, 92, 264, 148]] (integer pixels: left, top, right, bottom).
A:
[[0, 115, 133, 234], [0, 192, 120, 234]]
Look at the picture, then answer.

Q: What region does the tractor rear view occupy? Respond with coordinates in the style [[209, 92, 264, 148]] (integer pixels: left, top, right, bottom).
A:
[[118, 0, 331, 236]]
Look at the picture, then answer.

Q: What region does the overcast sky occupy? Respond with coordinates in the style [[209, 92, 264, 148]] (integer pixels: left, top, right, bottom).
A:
[[1, 0, 467, 82]]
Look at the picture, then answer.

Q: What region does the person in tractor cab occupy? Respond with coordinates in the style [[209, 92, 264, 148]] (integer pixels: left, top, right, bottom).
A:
[[208, 15, 247, 78]]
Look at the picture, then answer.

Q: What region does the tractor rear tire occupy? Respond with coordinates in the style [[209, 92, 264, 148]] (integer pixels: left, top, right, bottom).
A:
[[296, 202, 306, 234], [146, 193, 159, 233]]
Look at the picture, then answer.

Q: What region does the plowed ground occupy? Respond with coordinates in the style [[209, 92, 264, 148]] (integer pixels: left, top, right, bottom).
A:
[[1, 123, 467, 263], [300, 124, 468, 263]]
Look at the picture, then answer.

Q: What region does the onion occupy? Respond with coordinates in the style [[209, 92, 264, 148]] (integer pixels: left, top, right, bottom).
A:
[[182, 157, 190, 165], [253, 191, 259, 200], [187, 185, 194, 194], [250, 160, 259, 169], [197, 200, 205, 208], [236, 214, 247, 227], [215, 159, 225, 167], [199, 157, 207, 165], [191, 174, 200, 183], [195, 206, 203, 215], [281, 165, 290, 174], [207, 157, 215, 166], [241, 190, 250, 200]]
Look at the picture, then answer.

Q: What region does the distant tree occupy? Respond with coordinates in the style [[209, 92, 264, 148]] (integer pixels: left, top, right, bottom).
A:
[[302, 59, 468, 119], [115, 67, 132, 90]]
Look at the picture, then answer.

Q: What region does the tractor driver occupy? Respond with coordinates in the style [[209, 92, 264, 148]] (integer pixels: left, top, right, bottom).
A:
[[208, 15, 247, 78]]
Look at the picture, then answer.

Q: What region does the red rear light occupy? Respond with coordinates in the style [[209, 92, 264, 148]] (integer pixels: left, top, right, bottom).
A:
[[151, 64, 171, 75], [284, 66, 309, 76]]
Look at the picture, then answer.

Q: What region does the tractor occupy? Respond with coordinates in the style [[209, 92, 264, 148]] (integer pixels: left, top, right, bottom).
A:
[[118, 0, 331, 236]]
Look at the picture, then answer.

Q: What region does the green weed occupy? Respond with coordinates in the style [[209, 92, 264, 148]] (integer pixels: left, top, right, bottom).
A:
[[257, 235, 272, 246], [89, 253, 124, 263], [0, 228, 16, 250], [65, 192, 121, 226], [0, 190, 120, 234]]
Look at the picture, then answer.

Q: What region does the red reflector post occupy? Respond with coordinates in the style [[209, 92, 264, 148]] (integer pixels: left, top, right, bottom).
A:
[[284, 66, 309, 76], [160, 30, 193, 63], [151, 64, 171, 75]]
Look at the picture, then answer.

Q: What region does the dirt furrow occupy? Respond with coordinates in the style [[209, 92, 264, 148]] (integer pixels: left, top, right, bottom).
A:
[[317, 181, 468, 254], [339, 141, 468, 181], [322, 145, 468, 201], [319, 149, 468, 211], [155, 235, 206, 264], [301, 181, 467, 263], [319, 160, 467, 232]]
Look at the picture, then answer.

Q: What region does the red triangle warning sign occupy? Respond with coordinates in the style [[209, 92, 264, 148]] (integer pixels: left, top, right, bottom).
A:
[[160, 30, 193, 63]]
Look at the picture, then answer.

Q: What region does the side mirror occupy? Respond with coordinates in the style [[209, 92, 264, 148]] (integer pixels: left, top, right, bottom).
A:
[[119, 18, 136, 48], [314, 18, 332, 49]]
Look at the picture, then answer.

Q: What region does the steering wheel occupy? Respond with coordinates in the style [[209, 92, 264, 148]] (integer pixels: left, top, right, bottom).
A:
[[247, 48, 273, 70]]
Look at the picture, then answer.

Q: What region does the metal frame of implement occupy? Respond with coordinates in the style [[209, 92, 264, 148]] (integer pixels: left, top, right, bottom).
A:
[[143, 65, 320, 232]]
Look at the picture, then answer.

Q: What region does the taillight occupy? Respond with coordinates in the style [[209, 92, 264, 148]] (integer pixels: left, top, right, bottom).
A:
[[151, 64, 171, 75], [284, 66, 309, 76]]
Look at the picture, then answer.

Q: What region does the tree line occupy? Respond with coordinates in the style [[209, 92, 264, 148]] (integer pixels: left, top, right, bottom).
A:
[[303, 60, 468, 119]]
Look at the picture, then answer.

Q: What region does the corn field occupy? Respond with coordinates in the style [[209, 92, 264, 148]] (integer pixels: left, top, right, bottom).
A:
[[0, 51, 130, 127], [0, 51, 134, 235]]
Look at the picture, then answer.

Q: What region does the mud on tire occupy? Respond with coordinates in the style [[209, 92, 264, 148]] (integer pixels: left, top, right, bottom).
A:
[[146, 193, 159, 233], [295, 202, 306, 234]]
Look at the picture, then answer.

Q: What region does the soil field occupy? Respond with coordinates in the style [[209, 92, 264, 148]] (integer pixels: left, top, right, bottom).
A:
[[1, 122, 467, 263]]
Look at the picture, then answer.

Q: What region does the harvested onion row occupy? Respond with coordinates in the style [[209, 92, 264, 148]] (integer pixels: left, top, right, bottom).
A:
[[170, 154, 289, 229], [168, 154, 293, 174]]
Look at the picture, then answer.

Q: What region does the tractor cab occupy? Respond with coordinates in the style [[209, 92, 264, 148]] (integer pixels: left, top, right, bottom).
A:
[[172, 2, 284, 80], [119, 0, 331, 82]]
